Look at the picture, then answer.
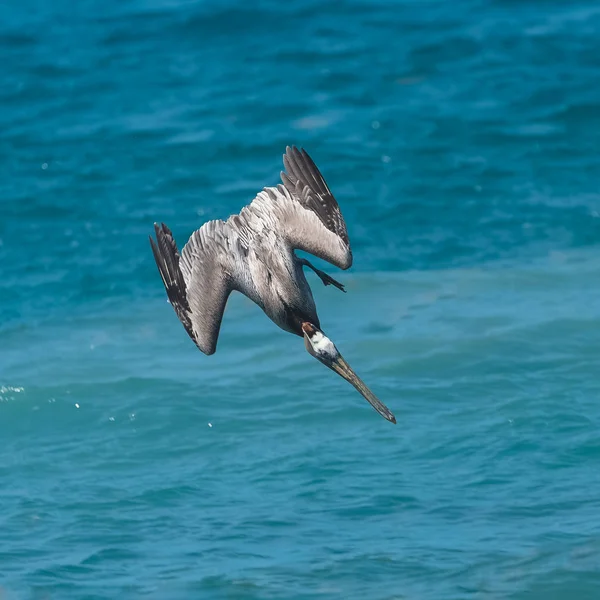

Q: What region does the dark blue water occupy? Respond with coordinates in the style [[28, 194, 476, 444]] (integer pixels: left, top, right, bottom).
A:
[[2, 1, 600, 598]]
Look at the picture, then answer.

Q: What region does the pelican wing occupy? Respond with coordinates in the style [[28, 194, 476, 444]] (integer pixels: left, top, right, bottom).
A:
[[278, 146, 352, 270], [150, 221, 240, 355]]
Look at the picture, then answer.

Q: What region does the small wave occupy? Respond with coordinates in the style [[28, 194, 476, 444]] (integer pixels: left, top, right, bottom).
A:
[[0, 386, 24, 402]]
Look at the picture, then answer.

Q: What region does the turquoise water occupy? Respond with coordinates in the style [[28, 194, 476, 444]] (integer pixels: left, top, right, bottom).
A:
[[2, 0, 600, 598]]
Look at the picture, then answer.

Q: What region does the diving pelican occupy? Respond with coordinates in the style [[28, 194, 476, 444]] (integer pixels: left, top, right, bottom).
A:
[[149, 146, 396, 424]]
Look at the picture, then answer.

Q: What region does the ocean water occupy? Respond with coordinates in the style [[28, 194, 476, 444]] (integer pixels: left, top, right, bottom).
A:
[[2, 0, 600, 597]]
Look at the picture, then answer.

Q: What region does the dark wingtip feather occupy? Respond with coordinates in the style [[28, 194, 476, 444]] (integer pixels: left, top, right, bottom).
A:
[[281, 145, 350, 247], [149, 222, 200, 349]]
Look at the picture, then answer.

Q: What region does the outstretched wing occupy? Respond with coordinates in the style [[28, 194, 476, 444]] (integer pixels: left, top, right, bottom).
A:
[[282, 146, 349, 246], [279, 146, 352, 269], [150, 221, 241, 355], [233, 146, 353, 270]]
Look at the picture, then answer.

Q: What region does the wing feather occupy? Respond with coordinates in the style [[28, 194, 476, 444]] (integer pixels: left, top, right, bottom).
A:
[[281, 146, 350, 247], [149, 223, 202, 350]]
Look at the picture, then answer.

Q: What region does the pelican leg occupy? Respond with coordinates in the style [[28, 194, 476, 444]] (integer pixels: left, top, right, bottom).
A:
[[300, 258, 346, 292]]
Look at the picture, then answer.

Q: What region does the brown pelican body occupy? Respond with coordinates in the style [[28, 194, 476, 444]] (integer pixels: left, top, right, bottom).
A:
[[150, 146, 396, 424]]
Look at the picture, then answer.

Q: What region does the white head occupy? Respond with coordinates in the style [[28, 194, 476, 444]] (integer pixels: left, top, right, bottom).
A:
[[303, 327, 337, 361]]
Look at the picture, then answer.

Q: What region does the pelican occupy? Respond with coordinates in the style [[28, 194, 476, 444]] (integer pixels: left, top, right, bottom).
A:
[[149, 146, 396, 424]]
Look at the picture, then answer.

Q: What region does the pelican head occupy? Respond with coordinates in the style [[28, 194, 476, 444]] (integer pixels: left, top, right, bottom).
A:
[[301, 322, 396, 424]]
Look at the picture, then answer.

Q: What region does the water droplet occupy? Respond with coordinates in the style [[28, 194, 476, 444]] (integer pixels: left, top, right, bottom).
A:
[[381, 155, 391, 163], [109, 416, 115, 422], [371, 120, 380, 130], [208, 422, 213, 428], [75, 403, 80, 409], [41, 163, 48, 170]]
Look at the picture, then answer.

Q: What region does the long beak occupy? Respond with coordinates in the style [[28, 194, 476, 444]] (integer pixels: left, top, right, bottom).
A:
[[327, 353, 397, 424], [302, 323, 396, 424]]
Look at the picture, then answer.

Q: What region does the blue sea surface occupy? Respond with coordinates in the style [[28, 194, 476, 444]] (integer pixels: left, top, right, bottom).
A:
[[2, 0, 600, 598]]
